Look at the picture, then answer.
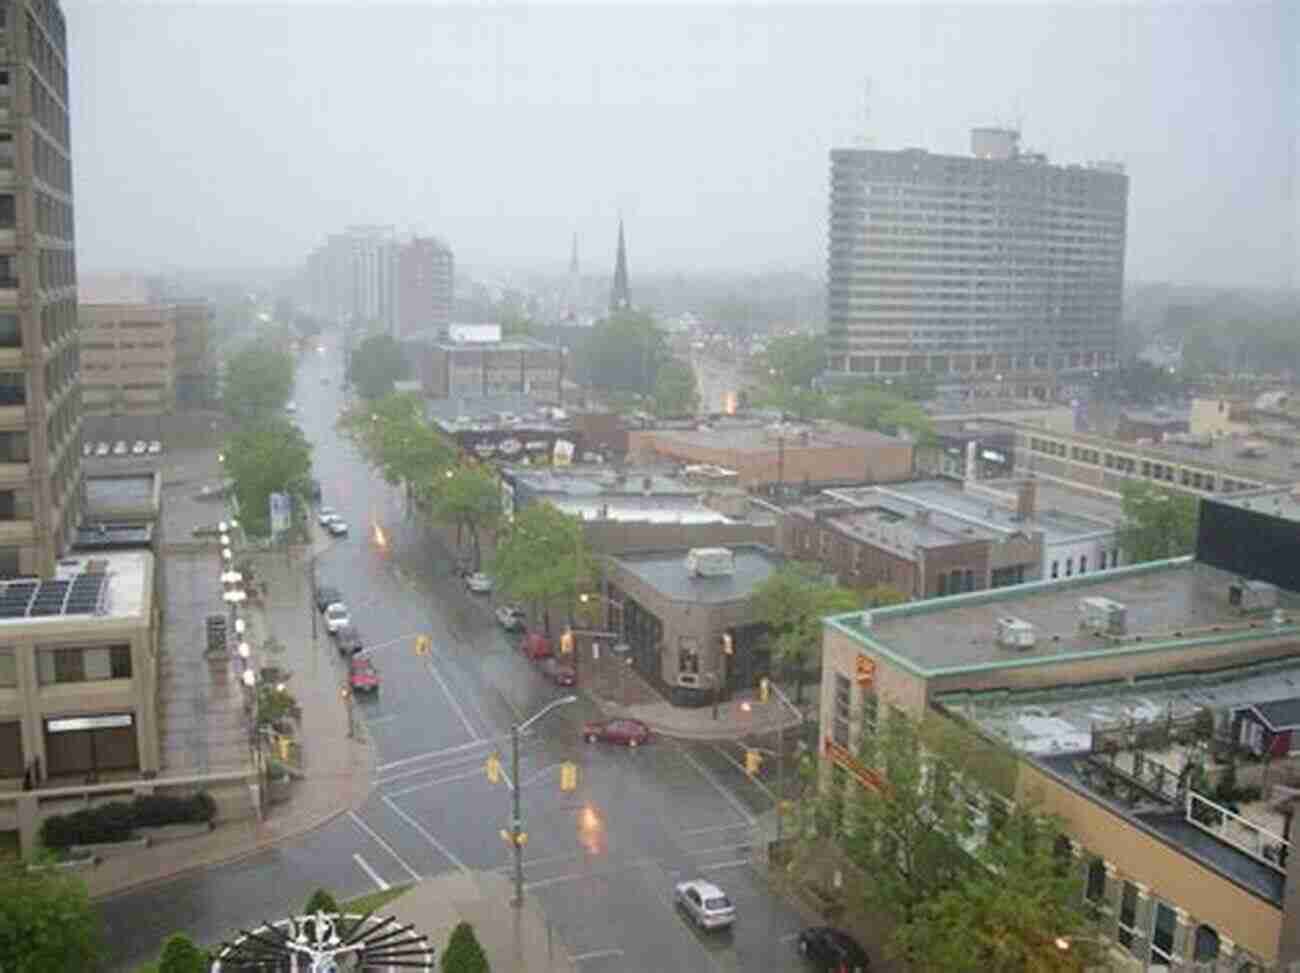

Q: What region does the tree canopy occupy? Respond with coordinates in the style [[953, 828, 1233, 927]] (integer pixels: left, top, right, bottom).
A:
[[652, 358, 700, 417], [339, 393, 457, 502], [1118, 480, 1200, 562], [223, 339, 295, 423], [347, 334, 408, 400], [223, 416, 313, 537], [491, 501, 590, 633], [832, 385, 936, 444], [752, 563, 860, 703], [0, 864, 99, 971], [431, 465, 502, 572], [441, 921, 489, 973], [761, 334, 826, 390], [575, 310, 667, 401]]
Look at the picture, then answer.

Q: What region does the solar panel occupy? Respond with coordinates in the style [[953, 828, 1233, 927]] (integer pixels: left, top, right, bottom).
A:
[[0, 574, 106, 618], [29, 580, 70, 616], [65, 574, 106, 613], [0, 581, 37, 618]]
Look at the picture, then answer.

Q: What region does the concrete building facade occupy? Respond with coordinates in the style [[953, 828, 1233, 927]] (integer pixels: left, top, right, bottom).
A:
[[396, 236, 453, 339], [413, 333, 563, 402], [0, 0, 80, 578], [826, 128, 1128, 400], [78, 302, 177, 415]]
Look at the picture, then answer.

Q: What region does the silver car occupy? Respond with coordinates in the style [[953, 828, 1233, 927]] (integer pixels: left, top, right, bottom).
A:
[[674, 879, 735, 931]]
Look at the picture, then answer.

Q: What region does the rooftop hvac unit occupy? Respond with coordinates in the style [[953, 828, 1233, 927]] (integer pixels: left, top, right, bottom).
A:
[[996, 617, 1037, 651], [685, 547, 735, 578], [677, 673, 700, 687], [1228, 580, 1279, 614], [1078, 596, 1128, 636]]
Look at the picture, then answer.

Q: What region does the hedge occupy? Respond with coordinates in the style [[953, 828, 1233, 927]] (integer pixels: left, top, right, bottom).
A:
[[41, 792, 216, 849]]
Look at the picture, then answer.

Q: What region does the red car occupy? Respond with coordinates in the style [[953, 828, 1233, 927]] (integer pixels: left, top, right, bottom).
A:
[[583, 718, 651, 747], [348, 657, 380, 695], [538, 656, 576, 687], [520, 631, 553, 660]]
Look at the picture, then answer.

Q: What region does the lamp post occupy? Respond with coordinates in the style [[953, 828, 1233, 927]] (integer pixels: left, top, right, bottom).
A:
[[509, 695, 578, 908]]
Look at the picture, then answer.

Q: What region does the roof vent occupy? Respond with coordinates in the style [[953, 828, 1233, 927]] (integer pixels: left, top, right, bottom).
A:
[[685, 547, 735, 578], [1078, 596, 1127, 636], [1228, 579, 1278, 614], [996, 616, 1036, 650]]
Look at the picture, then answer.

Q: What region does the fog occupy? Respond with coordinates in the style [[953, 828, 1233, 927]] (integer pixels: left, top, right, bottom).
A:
[[68, 2, 1294, 287]]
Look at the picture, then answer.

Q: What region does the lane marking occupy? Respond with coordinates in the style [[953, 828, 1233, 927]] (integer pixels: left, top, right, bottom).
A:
[[347, 811, 421, 883], [375, 738, 526, 787], [682, 843, 751, 858], [516, 761, 563, 790], [699, 859, 749, 872], [572, 949, 626, 963], [679, 820, 751, 837], [384, 767, 488, 799], [382, 795, 470, 874], [779, 933, 800, 944], [421, 656, 481, 741], [524, 856, 660, 890], [376, 736, 500, 773], [365, 714, 399, 726], [353, 853, 390, 890], [674, 744, 757, 827]]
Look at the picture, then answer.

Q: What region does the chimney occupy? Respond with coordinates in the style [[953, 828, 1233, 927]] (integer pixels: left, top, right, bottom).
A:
[[1016, 479, 1037, 520]]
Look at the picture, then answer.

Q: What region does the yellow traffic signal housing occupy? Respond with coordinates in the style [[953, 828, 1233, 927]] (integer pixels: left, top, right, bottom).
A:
[[415, 635, 431, 656], [560, 761, 578, 792], [486, 752, 502, 784], [559, 629, 575, 654], [745, 749, 762, 775], [759, 677, 771, 703]]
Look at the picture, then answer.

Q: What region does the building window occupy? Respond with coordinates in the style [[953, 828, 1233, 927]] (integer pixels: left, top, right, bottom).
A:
[[0, 647, 14, 687], [860, 690, 877, 734], [991, 565, 1025, 588], [0, 546, 18, 578], [1051, 560, 1059, 579], [963, 569, 975, 592], [0, 312, 17, 348], [1065, 558, 1074, 577], [1084, 857, 1106, 906], [833, 674, 851, 747], [677, 637, 700, 675], [0, 134, 11, 171], [0, 194, 13, 229], [0, 370, 22, 405], [37, 645, 132, 684], [1117, 881, 1140, 952], [1150, 901, 1177, 966], [937, 573, 947, 596], [1193, 925, 1220, 964], [1079, 555, 1087, 574]]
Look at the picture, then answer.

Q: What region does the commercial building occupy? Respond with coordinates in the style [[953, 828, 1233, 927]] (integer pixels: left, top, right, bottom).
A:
[[1116, 406, 1191, 444], [424, 395, 583, 463], [397, 236, 453, 338], [816, 494, 1300, 969], [172, 300, 217, 409], [0, 550, 159, 785], [627, 418, 914, 495], [78, 302, 177, 415], [410, 326, 564, 403], [0, 0, 80, 578], [826, 127, 1128, 399]]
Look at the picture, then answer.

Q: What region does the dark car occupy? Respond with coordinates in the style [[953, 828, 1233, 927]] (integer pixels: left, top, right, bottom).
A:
[[315, 584, 342, 613], [796, 927, 869, 972], [334, 624, 363, 656], [582, 718, 651, 747], [348, 657, 380, 695], [537, 656, 576, 687]]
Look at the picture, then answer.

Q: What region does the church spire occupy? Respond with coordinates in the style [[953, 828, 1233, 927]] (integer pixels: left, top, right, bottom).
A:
[[569, 232, 580, 276], [610, 218, 630, 312]]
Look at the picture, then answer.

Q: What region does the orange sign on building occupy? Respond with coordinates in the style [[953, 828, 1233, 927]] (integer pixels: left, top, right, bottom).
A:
[[824, 737, 885, 792], [855, 654, 876, 689]]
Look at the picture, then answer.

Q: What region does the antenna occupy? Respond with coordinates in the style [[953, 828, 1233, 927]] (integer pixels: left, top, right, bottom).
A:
[[855, 77, 875, 148]]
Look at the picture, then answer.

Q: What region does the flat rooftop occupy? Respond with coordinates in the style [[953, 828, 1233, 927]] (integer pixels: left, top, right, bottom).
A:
[[506, 466, 695, 498], [424, 396, 574, 433], [84, 472, 158, 516], [1216, 486, 1300, 524], [828, 559, 1300, 677], [610, 545, 782, 604], [552, 498, 734, 525], [648, 420, 902, 454], [0, 550, 153, 624], [797, 491, 1004, 555]]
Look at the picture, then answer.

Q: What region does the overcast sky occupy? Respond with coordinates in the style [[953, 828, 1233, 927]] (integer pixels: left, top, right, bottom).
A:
[[68, 1, 1295, 288]]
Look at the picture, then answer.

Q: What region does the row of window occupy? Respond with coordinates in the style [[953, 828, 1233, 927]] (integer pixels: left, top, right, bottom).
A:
[[32, 129, 72, 193], [1027, 437, 1264, 494], [40, 296, 76, 347], [0, 429, 28, 462], [37, 247, 74, 289], [26, 8, 68, 103], [28, 68, 69, 149], [35, 189, 73, 239], [1050, 550, 1119, 579], [0, 644, 132, 686], [829, 351, 1111, 374]]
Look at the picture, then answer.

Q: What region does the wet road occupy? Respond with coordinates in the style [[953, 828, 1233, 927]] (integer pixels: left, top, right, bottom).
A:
[[97, 344, 811, 972]]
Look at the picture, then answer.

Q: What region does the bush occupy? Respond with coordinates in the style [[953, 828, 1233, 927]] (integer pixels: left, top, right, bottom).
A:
[[305, 888, 340, 915], [40, 792, 217, 849], [158, 933, 207, 973], [441, 921, 489, 973]]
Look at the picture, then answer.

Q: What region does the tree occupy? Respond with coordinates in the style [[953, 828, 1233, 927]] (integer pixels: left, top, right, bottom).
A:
[[0, 864, 99, 971], [752, 563, 860, 703], [223, 417, 313, 537], [576, 310, 667, 401], [863, 582, 908, 607], [762, 334, 825, 390], [491, 502, 590, 634], [431, 465, 502, 572], [441, 921, 489, 973], [754, 381, 828, 421], [304, 888, 340, 915], [651, 358, 700, 417], [157, 934, 207, 973], [1117, 480, 1199, 562], [347, 334, 408, 400], [833, 385, 935, 443], [339, 393, 456, 503], [223, 339, 295, 423]]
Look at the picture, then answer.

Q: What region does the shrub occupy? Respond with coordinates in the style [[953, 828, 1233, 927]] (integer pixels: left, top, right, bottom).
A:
[[40, 792, 217, 849], [305, 888, 340, 915], [133, 793, 216, 828], [441, 921, 489, 973], [158, 933, 207, 973]]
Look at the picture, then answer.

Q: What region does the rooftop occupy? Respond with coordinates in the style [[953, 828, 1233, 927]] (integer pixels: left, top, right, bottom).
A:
[[424, 396, 574, 433], [828, 559, 1300, 677], [1216, 486, 1300, 524], [0, 550, 153, 624], [505, 466, 694, 499], [552, 498, 734, 525], [73, 522, 155, 550], [646, 419, 903, 454], [84, 472, 159, 517], [793, 492, 1004, 556], [610, 544, 782, 604]]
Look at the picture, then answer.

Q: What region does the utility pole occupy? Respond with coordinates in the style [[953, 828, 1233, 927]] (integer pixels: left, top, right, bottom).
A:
[[511, 721, 523, 906]]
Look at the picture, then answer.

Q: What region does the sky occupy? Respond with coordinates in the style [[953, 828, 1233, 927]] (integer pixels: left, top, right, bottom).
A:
[[68, 1, 1296, 288]]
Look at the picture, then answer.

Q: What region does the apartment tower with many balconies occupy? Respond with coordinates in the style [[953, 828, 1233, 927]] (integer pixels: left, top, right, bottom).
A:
[[0, 0, 79, 578], [826, 128, 1128, 401]]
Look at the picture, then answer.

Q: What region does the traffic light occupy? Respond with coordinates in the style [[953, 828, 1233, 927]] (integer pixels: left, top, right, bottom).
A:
[[759, 676, 771, 703], [486, 752, 502, 784], [560, 629, 575, 655], [560, 761, 578, 792], [499, 828, 527, 847], [745, 749, 762, 776], [722, 631, 734, 656], [415, 635, 431, 656]]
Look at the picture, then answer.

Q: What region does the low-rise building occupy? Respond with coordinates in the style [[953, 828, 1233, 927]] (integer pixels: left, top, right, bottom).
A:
[[79, 302, 177, 416], [1116, 406, 1191, 444], [424, 395, 584, 464], [408, 326, 564, 403]]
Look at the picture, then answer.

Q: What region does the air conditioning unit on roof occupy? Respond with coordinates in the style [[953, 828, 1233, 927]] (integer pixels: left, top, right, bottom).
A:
[[996, 616, 1036, 650]]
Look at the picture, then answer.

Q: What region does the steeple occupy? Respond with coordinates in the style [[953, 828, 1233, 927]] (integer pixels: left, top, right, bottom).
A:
[[569, 232, 580, 276], [610, 218, 630, 312]]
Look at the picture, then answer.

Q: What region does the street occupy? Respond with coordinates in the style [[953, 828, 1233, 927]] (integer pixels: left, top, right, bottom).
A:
[[97, 343, 812, 972]]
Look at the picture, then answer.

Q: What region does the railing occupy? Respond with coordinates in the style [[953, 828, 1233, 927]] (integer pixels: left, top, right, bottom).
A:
[[1186, 790, 1290, 873]]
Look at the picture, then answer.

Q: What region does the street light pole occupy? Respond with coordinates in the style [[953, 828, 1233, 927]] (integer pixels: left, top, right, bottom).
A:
[[768, 682, 802, 846], [510, 694, 578, 908]]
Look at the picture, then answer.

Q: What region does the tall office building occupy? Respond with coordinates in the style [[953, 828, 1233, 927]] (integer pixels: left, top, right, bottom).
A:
[[0, 0, 80, 577], [826, 128, 1128, 400], [395, 236, 453, 338]]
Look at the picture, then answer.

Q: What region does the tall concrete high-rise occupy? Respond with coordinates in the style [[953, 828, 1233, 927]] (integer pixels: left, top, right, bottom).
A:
[[826, 128, 1128, 400], [0, 0, 80, 577], [396, 236, 453, 339]]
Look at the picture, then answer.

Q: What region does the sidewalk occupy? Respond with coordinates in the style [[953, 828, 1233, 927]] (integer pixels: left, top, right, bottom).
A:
[[89, 539, 373, 900]]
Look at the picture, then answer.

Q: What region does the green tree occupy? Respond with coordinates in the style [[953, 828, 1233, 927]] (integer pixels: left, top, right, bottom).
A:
[[651, 358, 700, 417], [339, 393, 456, 503], [1117, 480, 1199, 562], [754, 381, 828, 421], [257, 683, 302, 730], [347, 334, 408, 400], [577, 310, 666, 400], [157, 933, 207, 973], [304, 888, 340, 915], [752, 563, 859, 703], [491, 502, 590, 634], [223, 339, 295, 423], [762, 334, 825, 390], [223, 417, 313, 537], [441, 921, 489, 973], [0, 864, 99, 971], [432, 465, 502, 572], [833, 385, 935, 443], [863, 582, 908, 607]]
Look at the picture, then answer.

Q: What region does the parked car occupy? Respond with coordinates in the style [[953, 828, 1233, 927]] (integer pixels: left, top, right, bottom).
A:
[[674, 879, 735, 931], [286, 401, 297, 413], [112, 440, 128, 456], [315, 584, 342, 613], [131, 440, 148, 455], [465, 572, 493, 594], [348, 657, 380, 695], [326, 518, 349, 537], [324, 602, 350, 634], [796, 928, 870, 972], [94, 441, 110, 457], [82, 442, 93, 457], [334, 624, 363, 657], [147, 440, 162, 455], [582, 718, 651, 747], [317, 506, 337, 526], [538, 656, 577, 687], [520, 631, 553, 660], [495, 605, 527, 631]]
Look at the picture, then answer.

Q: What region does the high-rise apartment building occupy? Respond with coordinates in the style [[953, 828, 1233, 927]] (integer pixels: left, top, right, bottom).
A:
[[826, 128, 1128, 400], [0, 0, 79, 577], [396, 236, 453, 338]]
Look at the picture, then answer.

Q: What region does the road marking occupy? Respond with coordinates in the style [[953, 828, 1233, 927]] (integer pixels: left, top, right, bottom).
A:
[[376, 736, 501, 773], [382, 795, 469, 874], [353, 853, 390, 890], [422, 656, 481, 741], [707, 742, 778, 801], [699, 859, 749, 872], [516, 761, 563, 790], [384, 767, 488, 799], [682, 843, 751, 858], [675, 744, 757, 826], [347, 811, 421, 883], [679, 820, 751, 837], [366, 714, 399, 726], [779, 933, 800, 944], [571, 949, 626, 963], [524, 856, 660, 890]]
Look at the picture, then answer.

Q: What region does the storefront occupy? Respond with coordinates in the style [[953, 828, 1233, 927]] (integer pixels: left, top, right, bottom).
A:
[[43, 712, 139, 780]]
